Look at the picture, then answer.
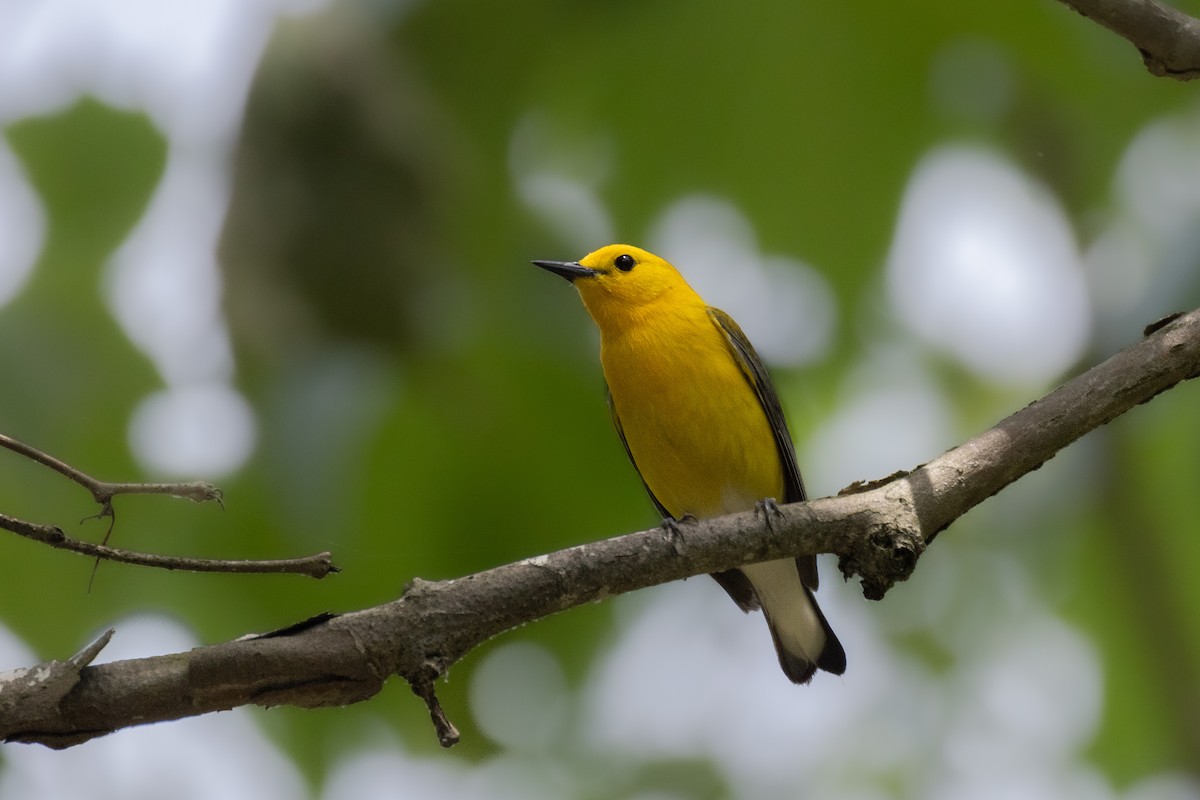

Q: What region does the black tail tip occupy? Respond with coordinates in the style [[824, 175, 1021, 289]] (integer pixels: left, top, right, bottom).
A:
[[776, 635, 846, 684], [818, 638, 847, 677], [780, 654, 818, 685]]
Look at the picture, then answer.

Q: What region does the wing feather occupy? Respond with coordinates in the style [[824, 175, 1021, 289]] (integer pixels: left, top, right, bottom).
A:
[[707, 307, 819, 590]]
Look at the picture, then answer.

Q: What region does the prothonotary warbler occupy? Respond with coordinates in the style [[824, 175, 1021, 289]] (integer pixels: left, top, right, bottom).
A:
[[534, 244, 845, 684]]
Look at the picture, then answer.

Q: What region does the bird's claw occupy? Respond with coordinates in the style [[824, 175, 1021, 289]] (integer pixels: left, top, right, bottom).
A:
[[755, 498, 783, 533], [660, 514, 696, 555]]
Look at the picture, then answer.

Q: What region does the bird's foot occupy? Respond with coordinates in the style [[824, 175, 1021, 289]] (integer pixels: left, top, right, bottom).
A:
[[660, 514, 697, 555], [755, 497, 783, 534]]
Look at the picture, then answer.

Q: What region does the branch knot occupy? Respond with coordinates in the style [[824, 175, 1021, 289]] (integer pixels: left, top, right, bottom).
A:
[[840, 523, 924, 601]]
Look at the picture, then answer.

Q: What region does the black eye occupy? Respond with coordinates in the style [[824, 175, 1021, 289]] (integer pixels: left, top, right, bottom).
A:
[[614, 254, 635, 271]]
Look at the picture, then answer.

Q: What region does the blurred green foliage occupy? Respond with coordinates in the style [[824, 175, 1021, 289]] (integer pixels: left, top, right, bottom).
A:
[[2, 0, 1200, 795]]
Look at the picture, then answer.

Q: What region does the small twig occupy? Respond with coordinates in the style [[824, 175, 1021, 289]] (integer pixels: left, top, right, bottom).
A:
[[69, 629, 116, 667], [0, 433, 224, 514], [89, 480, 224, 508], [410, 667, 460, 748], [0, 512, 337, 578]]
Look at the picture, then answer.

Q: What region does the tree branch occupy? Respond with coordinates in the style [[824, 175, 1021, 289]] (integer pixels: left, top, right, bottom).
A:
[[2, 308, 1199, 749], [0, 434, 338, 578], [0, 433, 224, 510], [1057, 0, 1200, 79], [0, 512, 336, 578]]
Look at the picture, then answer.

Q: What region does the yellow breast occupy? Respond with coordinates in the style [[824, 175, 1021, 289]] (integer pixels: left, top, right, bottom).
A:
[[600, 305, 784, 520]]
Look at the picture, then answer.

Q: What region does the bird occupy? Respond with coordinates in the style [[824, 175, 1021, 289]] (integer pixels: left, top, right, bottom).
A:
[[533, 244, 845, 684]]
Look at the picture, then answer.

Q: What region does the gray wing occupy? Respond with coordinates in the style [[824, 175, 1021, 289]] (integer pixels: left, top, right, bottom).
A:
[[708, 307, 818, 589]]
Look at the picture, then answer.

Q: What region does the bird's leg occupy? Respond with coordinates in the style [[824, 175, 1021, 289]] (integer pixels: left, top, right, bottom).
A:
[[660, 514, 697, 555], [755, 497, 784, 534]]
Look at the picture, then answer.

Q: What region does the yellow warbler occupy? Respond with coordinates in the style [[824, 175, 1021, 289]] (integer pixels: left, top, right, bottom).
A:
[[534, 244, 845, 683]]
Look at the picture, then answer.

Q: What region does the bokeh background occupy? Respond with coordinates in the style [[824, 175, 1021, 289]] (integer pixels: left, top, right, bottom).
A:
[[2, 1, 1200, 798]]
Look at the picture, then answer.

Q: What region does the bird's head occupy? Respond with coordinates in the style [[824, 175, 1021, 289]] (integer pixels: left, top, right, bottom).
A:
[[533, 244, 697, 327]]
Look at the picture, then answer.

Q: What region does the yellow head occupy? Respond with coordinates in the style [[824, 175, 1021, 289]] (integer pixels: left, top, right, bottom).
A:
[[533, 244, 701, 330]]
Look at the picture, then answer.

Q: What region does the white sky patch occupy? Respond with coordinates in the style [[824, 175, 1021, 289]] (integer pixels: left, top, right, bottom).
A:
[[1084, 102, 1200, 352], [104, 151, 236, 386], [0, 142, 44, 308], [886, 146, 1090, 386], [469, 641, 570, 752], [128, 383, 257, 477], [1115, 104, 1200, 243], [0, 620, 37, 667], [650, 194, 837, 366]]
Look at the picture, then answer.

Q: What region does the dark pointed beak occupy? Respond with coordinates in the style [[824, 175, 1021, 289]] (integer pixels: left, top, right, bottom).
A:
[[532, 259, 600, 282]]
